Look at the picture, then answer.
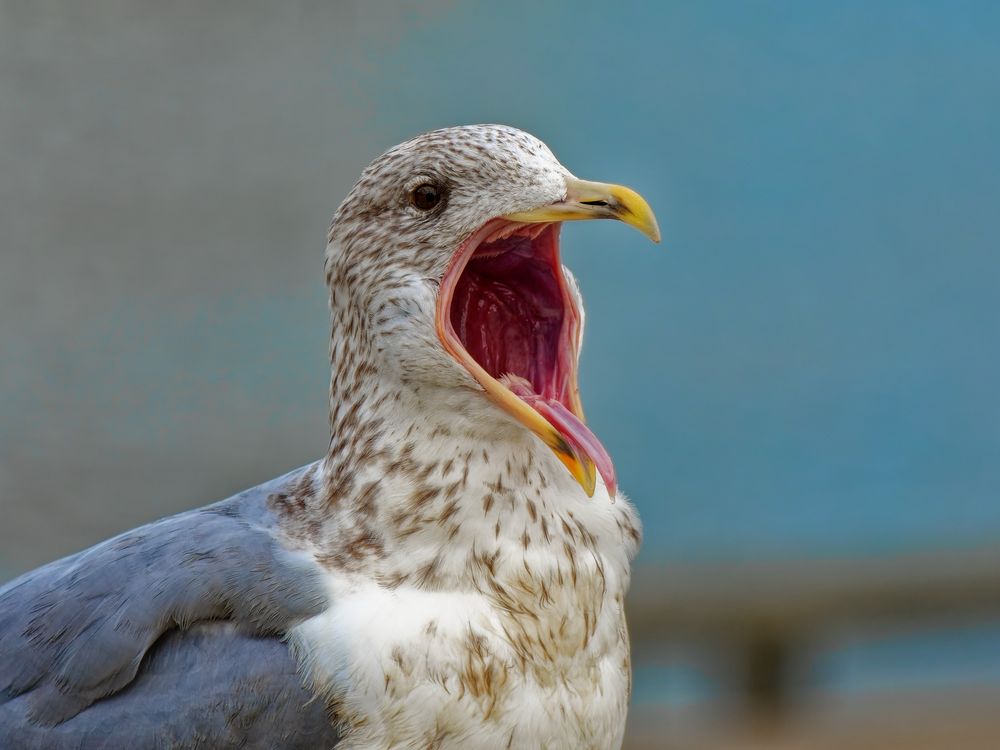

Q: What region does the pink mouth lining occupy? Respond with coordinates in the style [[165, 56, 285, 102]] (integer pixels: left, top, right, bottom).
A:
[[438, 219, 616, 496]]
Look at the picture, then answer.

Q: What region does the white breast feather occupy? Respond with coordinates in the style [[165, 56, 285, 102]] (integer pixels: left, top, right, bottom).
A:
[[289, 437, 639, 750]]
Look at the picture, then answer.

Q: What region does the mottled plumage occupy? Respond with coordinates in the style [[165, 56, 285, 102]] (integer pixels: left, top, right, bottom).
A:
[[0, 125, 654, 749]]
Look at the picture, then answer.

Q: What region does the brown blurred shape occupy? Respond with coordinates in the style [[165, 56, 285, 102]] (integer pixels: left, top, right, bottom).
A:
[[624, 545, 1000, 748]]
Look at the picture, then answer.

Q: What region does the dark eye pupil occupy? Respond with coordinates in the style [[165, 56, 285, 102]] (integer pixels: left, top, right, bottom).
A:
[[411, 183, 441, 210]]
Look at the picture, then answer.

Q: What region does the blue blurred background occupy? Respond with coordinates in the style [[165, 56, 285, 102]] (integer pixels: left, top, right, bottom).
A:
[[2, 2, 999, 747]]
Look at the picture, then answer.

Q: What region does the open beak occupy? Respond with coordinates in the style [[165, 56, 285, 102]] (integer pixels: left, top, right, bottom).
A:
[[505, 176, 661, 244], [436, 175, 660, 499], [497, 177, 660, 496]]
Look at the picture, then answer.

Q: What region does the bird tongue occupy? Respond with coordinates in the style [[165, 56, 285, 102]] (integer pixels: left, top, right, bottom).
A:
[[502, 376, 617, 497]]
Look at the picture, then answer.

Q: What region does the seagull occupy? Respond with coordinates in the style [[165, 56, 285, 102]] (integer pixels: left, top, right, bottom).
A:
[[0, 125, 660, 749]]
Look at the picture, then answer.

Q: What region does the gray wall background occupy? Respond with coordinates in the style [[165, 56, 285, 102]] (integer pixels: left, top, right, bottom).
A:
[[0, 1, 455, 573], [4, 0, 1000, 572], [6, 1, 1000, 578]]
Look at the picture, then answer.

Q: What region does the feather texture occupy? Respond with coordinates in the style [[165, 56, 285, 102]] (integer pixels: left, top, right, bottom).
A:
[[0, 467, 338, 747], [0, 125, 645, 749]]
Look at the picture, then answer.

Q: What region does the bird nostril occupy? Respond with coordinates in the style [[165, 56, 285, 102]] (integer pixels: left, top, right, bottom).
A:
[[579, 199, 609, 207]]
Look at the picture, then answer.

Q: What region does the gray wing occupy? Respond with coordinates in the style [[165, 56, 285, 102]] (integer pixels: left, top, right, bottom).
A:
[[0, 465, 339, 749]]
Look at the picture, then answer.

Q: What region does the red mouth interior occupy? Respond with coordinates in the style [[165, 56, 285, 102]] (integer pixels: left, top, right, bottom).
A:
[[449, 224, 571, 404], [442, 221, 617, 495]]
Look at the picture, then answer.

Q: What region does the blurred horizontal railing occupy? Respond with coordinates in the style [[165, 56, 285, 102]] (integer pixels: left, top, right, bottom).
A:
[[626, 544, 1000, 714]]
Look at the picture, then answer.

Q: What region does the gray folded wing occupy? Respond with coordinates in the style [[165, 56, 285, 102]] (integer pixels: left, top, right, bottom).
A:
[[0, 465, 339, 749]]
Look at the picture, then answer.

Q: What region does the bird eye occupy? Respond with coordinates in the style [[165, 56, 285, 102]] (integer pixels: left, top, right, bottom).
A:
[[410, 183, 444, 211]]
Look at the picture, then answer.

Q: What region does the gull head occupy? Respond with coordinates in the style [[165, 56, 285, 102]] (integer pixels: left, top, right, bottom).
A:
[[326, 124, 660, 497]]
